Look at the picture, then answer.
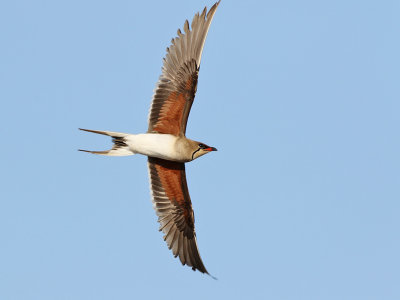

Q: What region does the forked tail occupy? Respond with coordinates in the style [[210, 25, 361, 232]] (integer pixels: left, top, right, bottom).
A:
[[78, 128, 135, 156]]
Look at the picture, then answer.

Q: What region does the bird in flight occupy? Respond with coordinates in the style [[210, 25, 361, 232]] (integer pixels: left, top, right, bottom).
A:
[[79, 1, 220, 276]]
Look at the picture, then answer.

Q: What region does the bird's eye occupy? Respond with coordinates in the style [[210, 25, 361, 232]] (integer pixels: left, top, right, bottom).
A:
[[199, 144, 206, 149]]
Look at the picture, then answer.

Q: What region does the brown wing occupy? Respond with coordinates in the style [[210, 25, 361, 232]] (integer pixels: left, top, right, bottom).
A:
[[148, 1, 220, 136], [148, 157, 209, 274]]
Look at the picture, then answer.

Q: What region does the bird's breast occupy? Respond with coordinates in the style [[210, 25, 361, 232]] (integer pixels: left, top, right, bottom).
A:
[[125, 133, 189, 162]]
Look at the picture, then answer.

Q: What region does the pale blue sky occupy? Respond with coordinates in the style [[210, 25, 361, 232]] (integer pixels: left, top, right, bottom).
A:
[[1, 0, 399, 299]]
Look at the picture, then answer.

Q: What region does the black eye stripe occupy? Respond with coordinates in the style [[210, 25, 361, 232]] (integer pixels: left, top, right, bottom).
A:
[[198, 144, 206, 149]]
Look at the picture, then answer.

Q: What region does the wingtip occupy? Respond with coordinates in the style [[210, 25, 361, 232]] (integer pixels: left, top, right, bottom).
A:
[[192, 266, 217, 280], [209, 273, 218, 280], [212, 0, 221, 10]]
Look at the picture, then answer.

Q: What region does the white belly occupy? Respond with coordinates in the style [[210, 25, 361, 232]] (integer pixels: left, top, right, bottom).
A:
[[125, 133, 180, 161]]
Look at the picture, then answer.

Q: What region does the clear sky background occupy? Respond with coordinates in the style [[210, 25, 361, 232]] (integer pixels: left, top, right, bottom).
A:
[[1, 0, 399, 299]]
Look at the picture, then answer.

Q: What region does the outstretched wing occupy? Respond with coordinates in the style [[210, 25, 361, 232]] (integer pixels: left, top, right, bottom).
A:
[[148, 157, 209, 274], [148, 1, 220, 136]]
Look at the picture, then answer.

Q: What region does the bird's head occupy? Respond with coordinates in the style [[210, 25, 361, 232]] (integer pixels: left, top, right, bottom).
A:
[[190, 141, 217, 161]]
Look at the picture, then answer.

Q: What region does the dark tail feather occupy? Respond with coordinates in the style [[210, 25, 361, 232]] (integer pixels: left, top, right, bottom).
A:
[[78, 128, 134, 156]]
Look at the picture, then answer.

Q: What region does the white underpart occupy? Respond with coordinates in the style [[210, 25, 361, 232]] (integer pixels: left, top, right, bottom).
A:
[[125, 133, 179, 161]]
